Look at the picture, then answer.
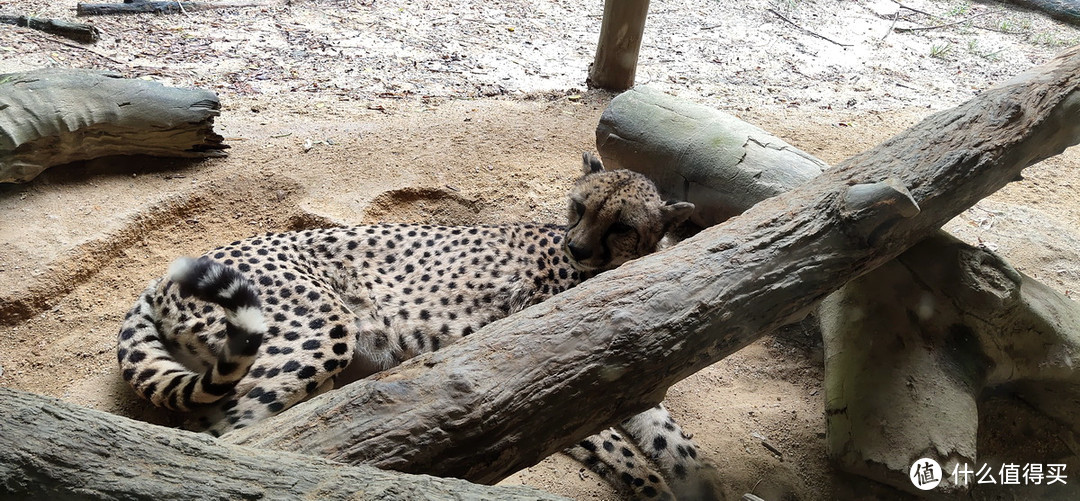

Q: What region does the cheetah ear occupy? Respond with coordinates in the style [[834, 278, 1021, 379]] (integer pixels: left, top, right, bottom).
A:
[[582, 152, 605, 174], [660, 201, 695, 226]]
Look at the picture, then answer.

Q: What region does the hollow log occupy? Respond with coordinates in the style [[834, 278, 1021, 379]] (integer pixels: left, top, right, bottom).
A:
[[0, 68, 226, 183], [220, 47, 1080, 484], [0, 387, 568, 500]]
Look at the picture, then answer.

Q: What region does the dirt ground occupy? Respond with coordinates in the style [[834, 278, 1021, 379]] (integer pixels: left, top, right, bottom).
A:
[[2, 0, 1080, 499]]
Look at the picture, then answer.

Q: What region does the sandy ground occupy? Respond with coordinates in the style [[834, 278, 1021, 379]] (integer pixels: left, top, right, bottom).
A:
[[2, 0, 1080, 499]]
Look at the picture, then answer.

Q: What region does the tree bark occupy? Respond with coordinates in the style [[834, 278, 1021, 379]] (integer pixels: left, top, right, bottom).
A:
[[822, 233, 1080, 494], [587, 0, 650, 91], [0, 68, 226, 183], [0, 15, 101, 43], [221, 47, 1080, 484], [0, 387, 568, 501], [595, 85, 826, 227], [76, 1, 270, 16], [599, 86, 1080, 495]]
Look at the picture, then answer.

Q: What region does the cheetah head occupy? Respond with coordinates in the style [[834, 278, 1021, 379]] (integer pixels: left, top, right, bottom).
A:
[[563, 153, 695, 272]]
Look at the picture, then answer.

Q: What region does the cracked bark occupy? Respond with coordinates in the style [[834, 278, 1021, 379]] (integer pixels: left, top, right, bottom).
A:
[[598, 74, 1080, 495], [0, 387, 569, 500], [596, 85, 826, 226], [587, 0, 650, 91], [219, 47, 1080, 486], [0, 68, 226, 183]]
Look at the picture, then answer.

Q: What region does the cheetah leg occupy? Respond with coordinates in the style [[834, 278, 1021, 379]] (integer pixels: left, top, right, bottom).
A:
[[203, 348, 354, 437], [203, 293, 364, 437], [619, 404, 725, 501], [564, 428, 675, 500]]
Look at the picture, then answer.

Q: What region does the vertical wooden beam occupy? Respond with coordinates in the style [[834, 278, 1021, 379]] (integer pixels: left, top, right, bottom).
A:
[[588, 0, 650, 91]]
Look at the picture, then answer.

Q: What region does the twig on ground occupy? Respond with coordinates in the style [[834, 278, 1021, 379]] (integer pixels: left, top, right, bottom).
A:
[[893, 12, 989, 33], [883, 8, 900, 40], [890, 0, 943, 20], [888, 1, 1019, 36], [26, 32, 124, 64], [766, 8, 852, 47]]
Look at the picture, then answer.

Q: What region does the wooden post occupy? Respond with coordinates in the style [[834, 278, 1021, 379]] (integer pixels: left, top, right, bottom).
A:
[[588, 0, 650, 91]]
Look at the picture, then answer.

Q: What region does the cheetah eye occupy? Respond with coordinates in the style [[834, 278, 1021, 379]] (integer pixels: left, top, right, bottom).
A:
[[572, 200, 586, 217], [609, 222, 633, 234]]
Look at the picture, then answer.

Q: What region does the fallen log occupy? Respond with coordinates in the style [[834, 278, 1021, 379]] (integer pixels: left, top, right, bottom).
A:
[[0, 68, 226, 183], [0, 15, 100, 43], [76, 1, 271, 16], [219, 47, 1080, 484], [0, 387, 569, 500]]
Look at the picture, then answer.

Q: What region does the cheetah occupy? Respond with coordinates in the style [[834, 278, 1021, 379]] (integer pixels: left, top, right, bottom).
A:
[[117, 153, 719, 499]]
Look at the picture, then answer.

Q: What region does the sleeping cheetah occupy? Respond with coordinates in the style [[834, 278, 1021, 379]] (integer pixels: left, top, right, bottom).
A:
[[118, 153, 719, 499]]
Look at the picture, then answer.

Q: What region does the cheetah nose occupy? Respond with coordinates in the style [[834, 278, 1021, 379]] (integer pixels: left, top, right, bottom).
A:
[[566, 242, 592, 261]]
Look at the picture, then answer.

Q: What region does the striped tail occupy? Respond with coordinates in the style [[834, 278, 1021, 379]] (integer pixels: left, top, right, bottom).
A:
[[117, 257, 264, 411]]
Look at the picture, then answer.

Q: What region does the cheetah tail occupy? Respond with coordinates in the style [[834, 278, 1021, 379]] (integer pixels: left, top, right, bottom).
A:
[[117, 257, 264, 412]]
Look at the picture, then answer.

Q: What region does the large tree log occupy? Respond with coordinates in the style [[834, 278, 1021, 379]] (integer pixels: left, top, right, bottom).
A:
[[1007, 0, 1080, 26], [0, 68, 226, 183], [219, 47, 1080, 483], [595, 85, 826, 226], [76, 1, 271, 16], [599, 86, 1080, 495], [0, 387, 568, 500]]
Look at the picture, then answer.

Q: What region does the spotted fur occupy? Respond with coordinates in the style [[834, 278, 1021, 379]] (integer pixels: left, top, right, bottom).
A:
[[118, 153, 715, 499]]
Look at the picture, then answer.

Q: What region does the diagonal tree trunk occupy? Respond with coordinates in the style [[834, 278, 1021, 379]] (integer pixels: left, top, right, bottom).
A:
[[221, 47, 1080, 484], [597, 83, 1080, 495]]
